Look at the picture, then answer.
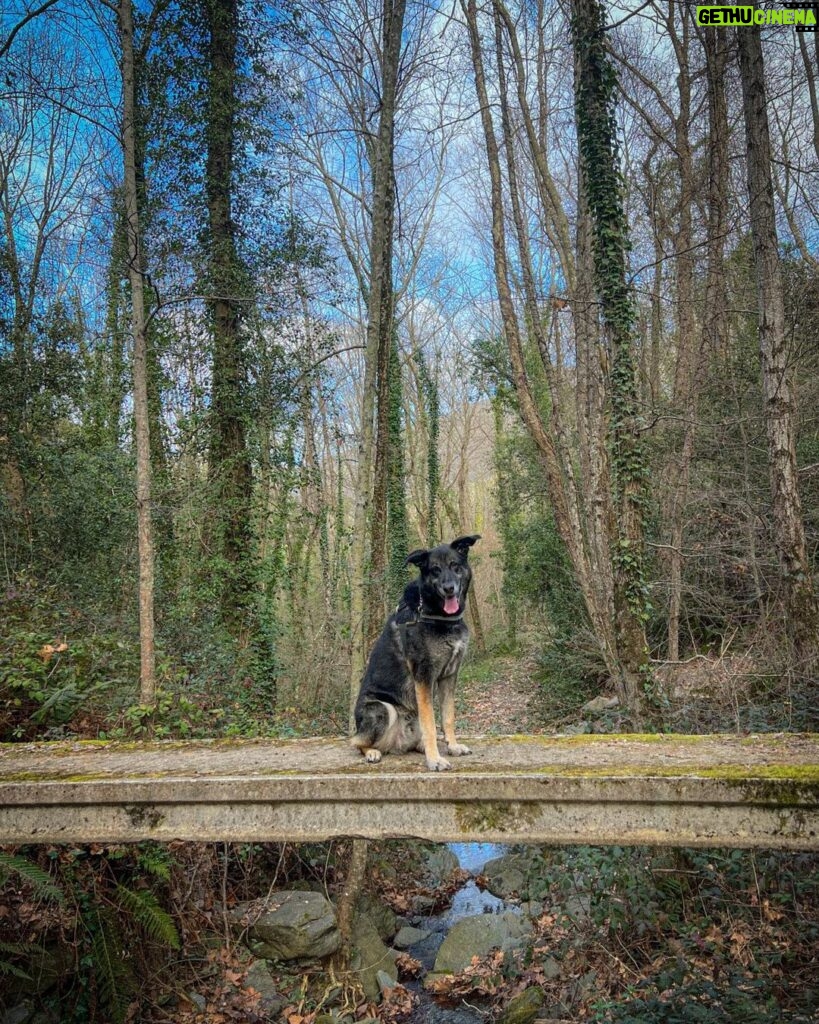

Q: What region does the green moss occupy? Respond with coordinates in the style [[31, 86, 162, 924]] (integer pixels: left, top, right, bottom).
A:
[[0, 735, 313, 757], [455, 801, 540, 834], [553, 733, 721, 745], [525, 763, 819, 784], [713, 770, 819, 807], [697, 764, 819, 782]]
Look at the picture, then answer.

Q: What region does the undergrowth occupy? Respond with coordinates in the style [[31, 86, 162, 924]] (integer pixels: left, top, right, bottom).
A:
[[431, 845, 819, 1023]]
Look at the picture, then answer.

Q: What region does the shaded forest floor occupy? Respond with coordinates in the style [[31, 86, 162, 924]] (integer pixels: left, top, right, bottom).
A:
[[456, 646, 546, 735]]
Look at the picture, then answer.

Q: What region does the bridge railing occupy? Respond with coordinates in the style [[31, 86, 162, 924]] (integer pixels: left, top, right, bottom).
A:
[[1, 733, 817, 848]]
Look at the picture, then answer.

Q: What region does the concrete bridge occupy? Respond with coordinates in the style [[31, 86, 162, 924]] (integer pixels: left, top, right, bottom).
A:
[[1, 733, 817, 849]]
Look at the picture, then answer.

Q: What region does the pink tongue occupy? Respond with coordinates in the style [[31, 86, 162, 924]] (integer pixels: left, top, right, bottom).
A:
[[444, 597, 460, 615]]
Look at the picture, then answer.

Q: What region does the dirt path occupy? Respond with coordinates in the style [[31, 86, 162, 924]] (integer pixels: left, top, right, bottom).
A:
[[456, 650, 545, 735]]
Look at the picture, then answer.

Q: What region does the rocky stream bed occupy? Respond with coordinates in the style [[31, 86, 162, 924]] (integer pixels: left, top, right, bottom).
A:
[[225, 841, 568, 1023]]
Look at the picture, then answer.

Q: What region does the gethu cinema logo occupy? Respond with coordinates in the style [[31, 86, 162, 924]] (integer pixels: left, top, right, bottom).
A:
[[696, 5, 817, 26]]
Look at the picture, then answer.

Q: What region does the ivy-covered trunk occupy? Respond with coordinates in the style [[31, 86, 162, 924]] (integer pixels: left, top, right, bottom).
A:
[[363, 0, 407, 650], [203, 0, 256, 627], [386, 331, 409, 605], [571, 0, 661, 726]]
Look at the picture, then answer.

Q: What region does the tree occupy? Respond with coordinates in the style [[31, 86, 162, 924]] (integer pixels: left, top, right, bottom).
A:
[[202, 0, 256, 628], [118, 0, 157, 702], [737, 19, 819, 665], [463, 0, 661, 724], [361, 0, 407, 650], [570, 0, 659, 722]]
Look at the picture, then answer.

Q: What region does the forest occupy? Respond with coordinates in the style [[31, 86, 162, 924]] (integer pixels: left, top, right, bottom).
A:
[[1, 0, 818, 1020]]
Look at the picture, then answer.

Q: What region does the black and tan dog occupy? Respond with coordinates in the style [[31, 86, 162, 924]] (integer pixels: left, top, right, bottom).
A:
[[351, 535, 480, 771]]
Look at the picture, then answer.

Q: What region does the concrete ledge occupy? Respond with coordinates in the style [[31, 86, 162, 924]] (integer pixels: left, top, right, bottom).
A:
[[1, 733, 817, 848]]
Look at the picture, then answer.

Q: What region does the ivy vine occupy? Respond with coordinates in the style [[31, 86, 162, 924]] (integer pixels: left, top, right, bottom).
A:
[[571, 0, 661, 719]]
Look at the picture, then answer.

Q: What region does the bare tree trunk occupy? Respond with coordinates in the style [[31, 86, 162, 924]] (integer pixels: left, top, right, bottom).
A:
[[664, 1, 698, 661], [119, 0, 156, 703], [703, 27, 730, 364], [455, 403, 486, 651], [463, 0, 571, 545], [737, 23, 819, 663], [465, 0, 625, 696], [334, 838, 368, 970], [798, 32, 819, 164]]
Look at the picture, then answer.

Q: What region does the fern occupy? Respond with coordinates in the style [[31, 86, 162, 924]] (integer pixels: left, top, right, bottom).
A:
[[0, 851, 64, 904], [0, 940, 40, 980], [31, 679, 111, 725], [90, 907, 134, 1024], [135, 843, 173, 881], [115, 884, 181, 949]]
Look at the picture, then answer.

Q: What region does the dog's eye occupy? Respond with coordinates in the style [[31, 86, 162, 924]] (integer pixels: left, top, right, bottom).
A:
[[450, 563, 462, 572], [430, 565, 441, 576]]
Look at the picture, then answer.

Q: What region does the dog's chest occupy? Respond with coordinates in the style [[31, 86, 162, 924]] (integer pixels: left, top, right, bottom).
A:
[[398, 620, 469, 680], [439, 632, 468, 677]]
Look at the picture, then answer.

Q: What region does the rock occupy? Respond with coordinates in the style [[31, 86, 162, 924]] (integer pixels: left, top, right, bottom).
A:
[[422, 846, 460, 883], [571, 969, 597, 999], [561, 722, 591, 735], [377, 969, 397, 995], [404, 928, 445, 971], [351, 914, 398, 1001], [2, 1003, 34, 1024], [185, 992, 207, 1013], [242, 960, 286, 1018], [232, 891, 340, 960], [541, 956, 561, 980], [562, 893, 591, 923], [411, 893, 438, 914], [426, 912, 532, 984], [2, 948, 74, 1019], [356, 893, 397, 941], [393, 925, 431, 949], [581, 695, 619, 715], [519, 900, 544, 919], [498, 986, 544, 1024], [483, 852, 535, 899]]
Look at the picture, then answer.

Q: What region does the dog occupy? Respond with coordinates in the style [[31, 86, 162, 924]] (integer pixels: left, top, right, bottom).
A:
[[351, 534, 480, 771]]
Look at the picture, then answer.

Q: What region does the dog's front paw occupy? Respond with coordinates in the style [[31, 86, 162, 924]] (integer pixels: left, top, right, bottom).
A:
[[426, 755, 452, 771], [447, 742, 472, 757], [364, 748, 382, 764]]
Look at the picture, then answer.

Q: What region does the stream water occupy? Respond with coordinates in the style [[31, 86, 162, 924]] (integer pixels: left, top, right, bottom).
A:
[[403, 843, 515, 1024]]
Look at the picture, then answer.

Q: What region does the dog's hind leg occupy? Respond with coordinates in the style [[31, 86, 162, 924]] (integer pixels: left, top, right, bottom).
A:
[[350, 701, 397, 765]]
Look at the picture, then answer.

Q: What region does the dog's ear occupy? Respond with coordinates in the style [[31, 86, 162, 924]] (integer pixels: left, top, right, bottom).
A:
[[450, 535, 481, 558], [405, 548, 429, 569]]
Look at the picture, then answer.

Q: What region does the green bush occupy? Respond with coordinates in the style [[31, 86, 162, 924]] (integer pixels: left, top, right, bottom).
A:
[[0, 579, 139, 740]]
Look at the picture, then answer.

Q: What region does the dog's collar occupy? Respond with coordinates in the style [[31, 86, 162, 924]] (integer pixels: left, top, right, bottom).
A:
[[419, 610, 464, 623], [397, 597, 465, 625]]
